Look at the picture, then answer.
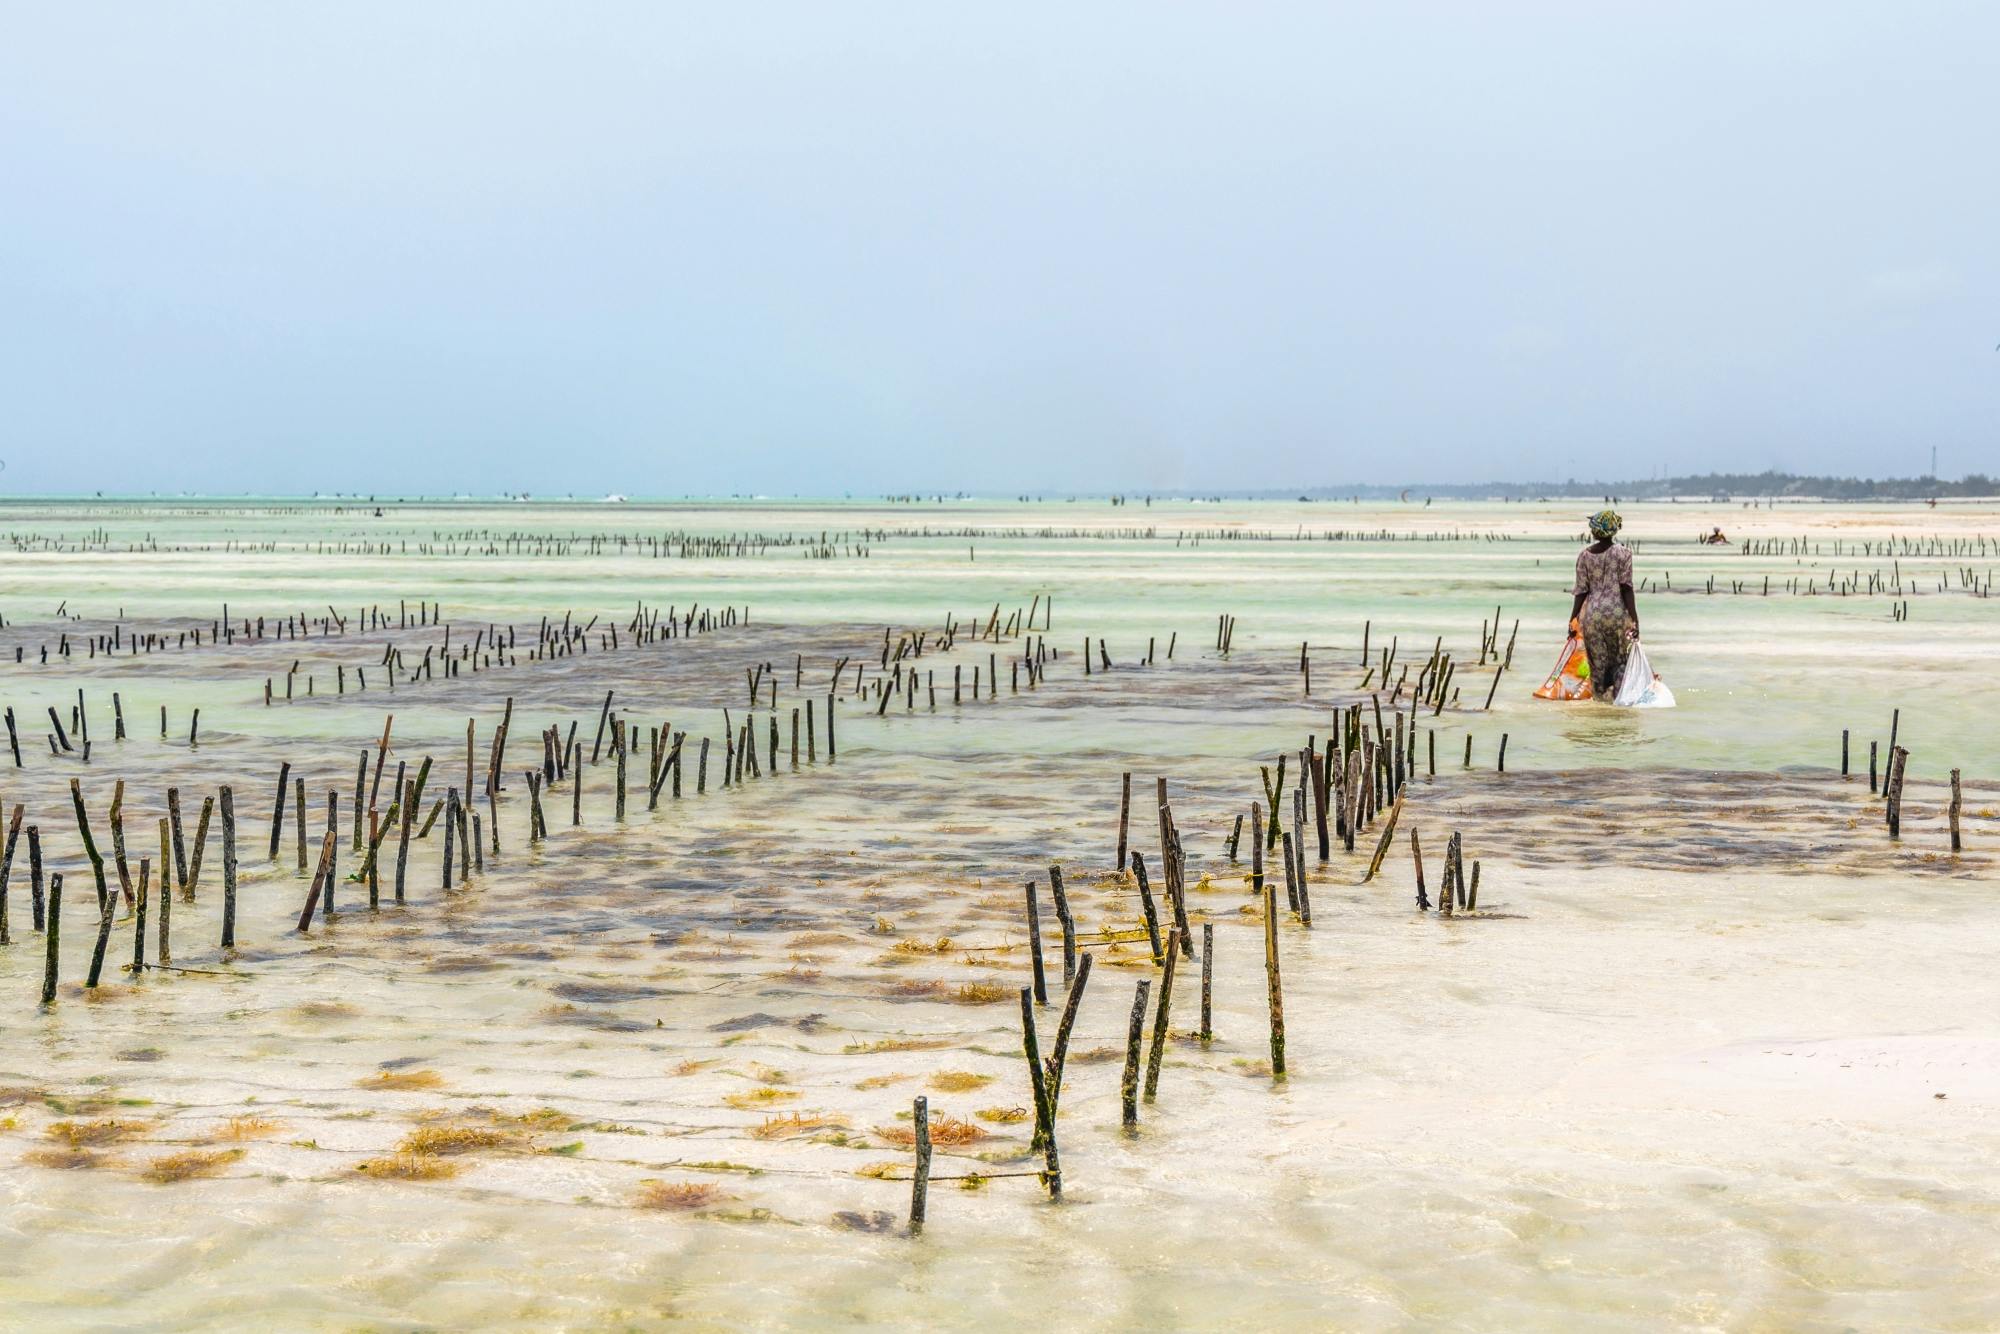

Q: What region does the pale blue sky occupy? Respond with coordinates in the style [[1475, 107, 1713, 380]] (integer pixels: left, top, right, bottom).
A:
[[1, 2, 1994, 495]]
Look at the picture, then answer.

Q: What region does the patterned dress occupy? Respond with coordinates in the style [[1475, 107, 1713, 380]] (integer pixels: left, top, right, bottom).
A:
[[1574, 542, 1633, 698]]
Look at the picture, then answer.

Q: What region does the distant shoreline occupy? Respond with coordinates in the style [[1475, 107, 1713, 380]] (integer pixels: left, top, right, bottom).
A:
[[0, 472, 1992, 506]]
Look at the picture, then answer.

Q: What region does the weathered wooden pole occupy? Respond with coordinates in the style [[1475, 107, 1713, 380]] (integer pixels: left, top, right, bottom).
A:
[[909, 1095, 931, 1235], [1024, 879, 1048, 1005], [1115, 772, 1131, 871], [1121, 977, 1151, 1130], [40, 873, 62, 1005], [1142, 933, 1180, 1101], [1018, 988, 1061, 1199], [1263, 884, 1286, 1078], [1199, 923, 1214, 1043]]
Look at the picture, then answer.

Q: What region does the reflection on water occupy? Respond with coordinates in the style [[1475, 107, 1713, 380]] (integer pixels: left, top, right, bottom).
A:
[[1554, 702, 1651, 751]]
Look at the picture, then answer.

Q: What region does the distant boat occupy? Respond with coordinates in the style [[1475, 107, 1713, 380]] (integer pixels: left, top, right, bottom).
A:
[[602, 494, 629, 503]]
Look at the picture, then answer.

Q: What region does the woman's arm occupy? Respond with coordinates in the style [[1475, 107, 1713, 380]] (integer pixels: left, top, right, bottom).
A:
[[1616, 545, 1639, 637], [1569, 553, 1587, 632]]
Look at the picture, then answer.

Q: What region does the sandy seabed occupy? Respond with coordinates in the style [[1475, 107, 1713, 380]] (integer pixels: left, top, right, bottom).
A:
[[0, 497, 1996, 1330]]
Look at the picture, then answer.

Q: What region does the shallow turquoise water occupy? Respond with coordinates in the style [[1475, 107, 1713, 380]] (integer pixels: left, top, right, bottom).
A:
[[1, 496, 1992, 778]]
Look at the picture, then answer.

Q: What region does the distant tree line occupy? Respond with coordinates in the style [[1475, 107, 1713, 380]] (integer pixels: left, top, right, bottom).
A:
[[1275, 471, 1998, 501]]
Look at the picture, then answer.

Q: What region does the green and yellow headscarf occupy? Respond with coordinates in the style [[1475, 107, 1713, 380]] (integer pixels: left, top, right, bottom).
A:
[[1587, 509, 1622, 540]]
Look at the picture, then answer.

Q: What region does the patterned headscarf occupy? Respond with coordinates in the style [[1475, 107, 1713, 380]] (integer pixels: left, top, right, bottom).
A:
[[1587, 509, 1622, 540]]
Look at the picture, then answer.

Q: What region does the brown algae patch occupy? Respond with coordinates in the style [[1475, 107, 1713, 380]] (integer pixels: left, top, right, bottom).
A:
[[47, 1120, 147, 1148], [217, 1115, 284, 1141], [359, 1070, 445, 1092], [751, 1112, 850, 1140], [491, 1108, 573, 1130], [723, 1088, 799, 1110], [356, 1153, 462, 1181], [293, 1001, 357, 1021], [24, 1148, 115, 1171], [929, 1071, 994, 1093], [975, 1106, 1031, 1124], [396, 1125, 521, 1156], [876, 1115, 983, 1148], [635, 1181, 726, 1212], [1069, 1046, 1123, 1064], [142, 1149, 244, 1184]]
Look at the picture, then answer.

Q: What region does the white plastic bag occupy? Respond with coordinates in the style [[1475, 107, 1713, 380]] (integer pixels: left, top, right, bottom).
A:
[[1611, 642, 1675, 708]]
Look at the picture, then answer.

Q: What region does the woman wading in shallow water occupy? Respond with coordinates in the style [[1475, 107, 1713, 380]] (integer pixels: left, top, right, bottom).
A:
[[1569, 509, 1640, 696]]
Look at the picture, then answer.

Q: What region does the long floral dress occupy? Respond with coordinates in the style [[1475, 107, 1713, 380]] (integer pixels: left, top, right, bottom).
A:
[[1574, 542, 1633, 698]]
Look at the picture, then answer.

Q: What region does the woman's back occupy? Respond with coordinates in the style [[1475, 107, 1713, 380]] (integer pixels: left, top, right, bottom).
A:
[[1576, 542, 1632, 602]]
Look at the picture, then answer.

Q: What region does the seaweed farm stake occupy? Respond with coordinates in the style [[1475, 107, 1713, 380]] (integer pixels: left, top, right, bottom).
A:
[[1045, 952, 1094, 1106], [1116, 771, 1131, 870], [909, 1096, 931, 1236], [1263, 884, 1286, 1078], [156, 819, 171, 963], [269, 761, 291, 858], [187, 796, 213, 899], [296, 830, 336, 932], [442, 788, 458, 888], [131, 859, 148, 973], [1024, 879, 1048, 1005], [1129, 851, 1163, 963], [1363, 792, 1407, 882], [1018, 988, 1061, 1199], [1950, 768, 1963, 852], [85, 878, 115, 987], [39, 873, 61, 1005], [167, 787, 189, 894], [1249, 802, 1264, 899], [324, 792, 338, 919], [28, 827, 43, 931], [1047, 863, 1077, 985], [1143, 932, 1180, 1102], [1199, 923, 1214, 1043], [68, 779, 111, 911], [0, 805, 18, 946], [1410, 830, 1429, 910], [1121, 977, 1151, 1129]]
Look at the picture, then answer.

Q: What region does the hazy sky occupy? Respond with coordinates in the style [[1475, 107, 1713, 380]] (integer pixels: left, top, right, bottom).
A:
[[1, 3, 1994, 495]]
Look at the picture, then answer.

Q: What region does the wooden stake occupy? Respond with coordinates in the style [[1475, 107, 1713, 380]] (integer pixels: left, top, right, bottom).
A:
[[1199, 923, 1213, 1042], [1018, 988, 1061, 1199], [1024, 879, 1047, 1005], [1263, 884, 1286, 1078], [40, 873, 61, 1005], [1142, 932, 1180, 1101], [1115, 772, 1131, 871], [1121, 977, 1151, 1129], [909, 1096, 931, 1235], [1944, 768, 1960, 852]]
